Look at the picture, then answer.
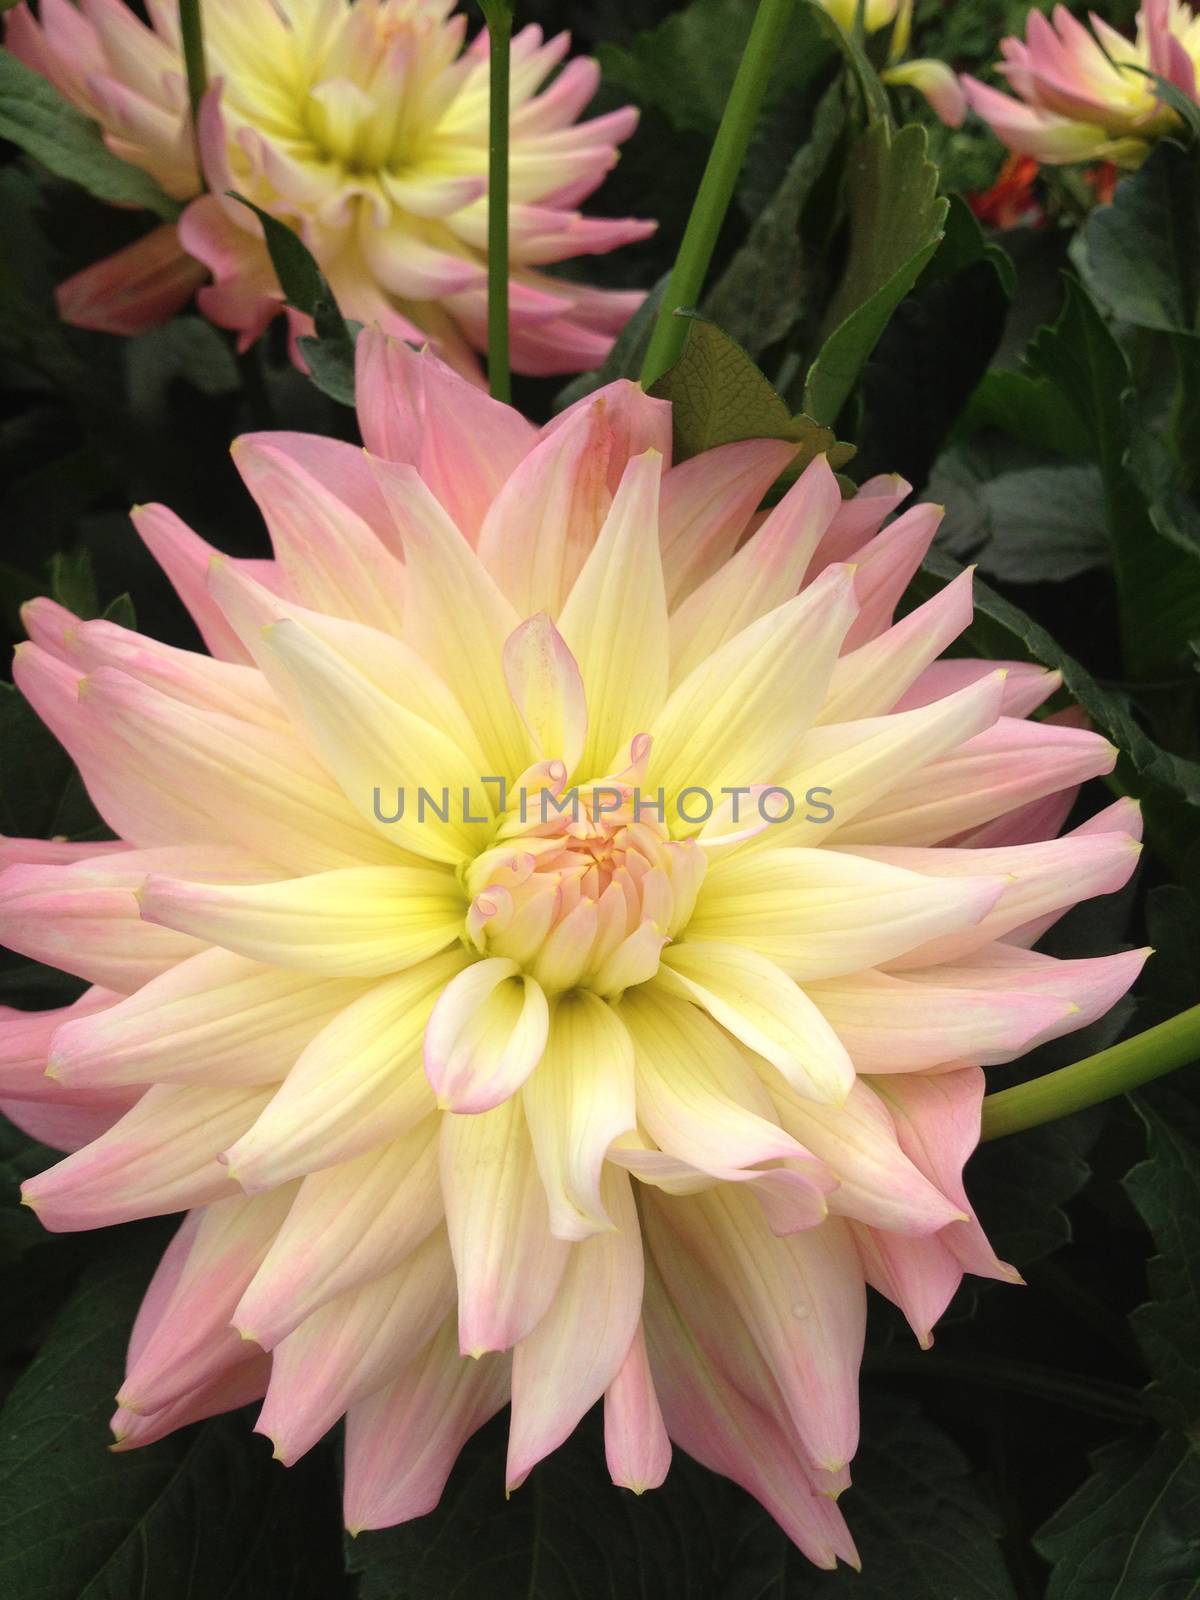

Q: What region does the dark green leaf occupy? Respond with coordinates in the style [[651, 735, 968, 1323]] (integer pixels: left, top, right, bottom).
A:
[[0, 1232, 348, 1599], [227, 195, 358, 404], [228, 196, 326, 321], [963, 369, 1092, 458], [1127, 66, 1200, 146], [852, 196, 1012, 485], [1036, 1431, 1200, 1600], [598, 0, 830, 140], [1125, 1087, 1200, 1426], [1084, 139, 1200, 335], [1025, 276, 1200, 678], [124, 317, 241, 422], [968, 1112, 1100, 1266], [297, 330, 360, 408], [0, 49, 178, 220], [705, 85, 845, 359], [0, 1117, 55, 1267], [931, 450, 1109, 584], [0, 680, 106, 841], [804, 121, 948, 424], [725, 1396, 1018, 1598], [649, 313, 855, 469], [48, 547, 99, 620], [346, 1410, 725, 1599]]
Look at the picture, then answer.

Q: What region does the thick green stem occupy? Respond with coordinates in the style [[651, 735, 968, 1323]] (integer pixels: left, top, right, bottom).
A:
[[480, 1, 513, 404], [981, 1003, 1200, 1141], [639, 0, 796, 387], [179, 0, 208, 178]]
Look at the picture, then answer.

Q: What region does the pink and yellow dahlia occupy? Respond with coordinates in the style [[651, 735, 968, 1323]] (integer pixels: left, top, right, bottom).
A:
[[6, 0, 651, 375], [0, 335, 1146, 1565], [963, 0, 1200, 168]]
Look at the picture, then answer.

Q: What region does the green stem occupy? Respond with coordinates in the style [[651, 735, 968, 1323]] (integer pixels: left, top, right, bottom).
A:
[[480, 1, 513, 404], [639, 0, 796, 387], [178, 0, 208, 182], [981, 1003, 1200, 1141]]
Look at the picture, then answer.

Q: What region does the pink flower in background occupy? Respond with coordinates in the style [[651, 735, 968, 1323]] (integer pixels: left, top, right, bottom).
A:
[[6, 0, 653, 377], [963, 0, 1200, 167], [0, 335, 1146, 1565]]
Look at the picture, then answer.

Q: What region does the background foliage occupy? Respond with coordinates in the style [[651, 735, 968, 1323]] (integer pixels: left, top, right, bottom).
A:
[[1, 1, 1198, 1596]]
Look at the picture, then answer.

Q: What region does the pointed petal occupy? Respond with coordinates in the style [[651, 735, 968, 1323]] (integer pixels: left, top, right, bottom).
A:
[[22, 1084, 271, 1231], [604, 1322, 671, 1492], [667, 454, 842, 683], [658, 440, 798, 607], [558, 451, 669, 777], [258, 1228, 457, 1464], [49, 950, 369, 1088], [221, 953, 463, 1190], [139, 866, 464, 976], [650, 564, 858, 805], [231, 435, 406, 632], [657, 941, 855, 1103], [691, 846, 1003, 979], [343, 1318, 510, 1531], [507, 1165, 642, 1489], [521, 989, 636, 1239], [476, 397, 613, 615], [368, 455, 533, 778], [503, 612, 588, 774], [440, 1093, 570, 1354], [119, 1186, 297, 1414], [620, 989, 804, 1175]]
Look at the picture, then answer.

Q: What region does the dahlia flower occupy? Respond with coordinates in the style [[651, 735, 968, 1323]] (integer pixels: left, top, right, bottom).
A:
[[962, 0, 1200, 168], [5, 0, 651, 376], [0, 333, 1146, 1565]]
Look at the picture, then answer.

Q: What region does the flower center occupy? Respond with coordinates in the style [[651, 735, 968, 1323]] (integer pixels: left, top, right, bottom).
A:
[[463, 772, 706, 998]]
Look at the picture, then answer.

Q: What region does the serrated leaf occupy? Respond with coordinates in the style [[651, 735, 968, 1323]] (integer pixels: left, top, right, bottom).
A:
[[705, 84, 846, 359], [963, 368, 1092, 458], [649, 314, 855, 470], [931, 451, 1109, 584], [1125, 1087, 1200, 1427], [1036, 1431, 1200, 1600], [345, 1410, 725, 1600], [1025, 276, 1200, 678], [967, 1112, 1100, 1266], [0, 48, 179, 220], [0, 1231, 348, 1599], [1083, 139, 1200, 335], [725, 1396, 1018, 1599], [804, 121, 948, 424]]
